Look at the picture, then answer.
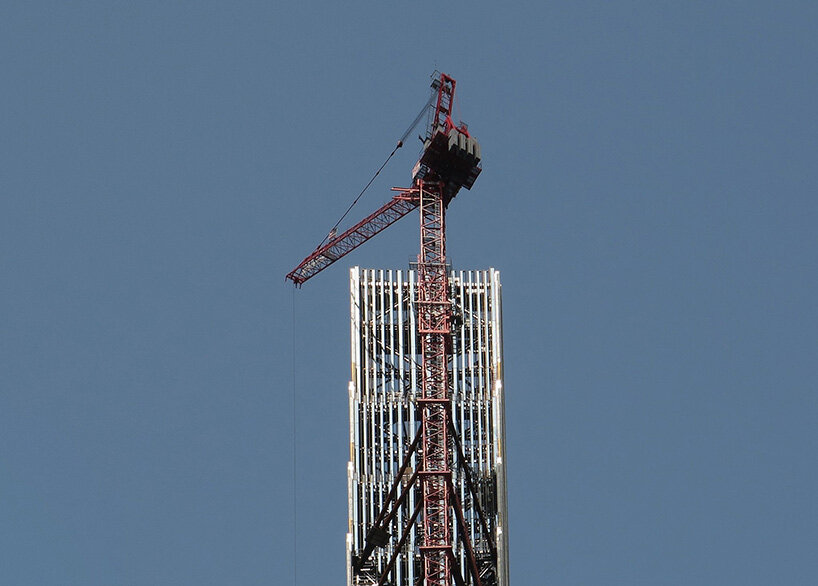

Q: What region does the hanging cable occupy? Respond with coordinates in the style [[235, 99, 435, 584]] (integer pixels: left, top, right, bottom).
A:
[[316, 143, 401, 250], [291, 287, 298, 586], [314, 93, 436, 250], [399, 91, 436, 145]]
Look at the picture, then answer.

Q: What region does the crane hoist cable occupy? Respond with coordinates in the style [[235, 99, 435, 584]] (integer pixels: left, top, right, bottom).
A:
[[314, 91, 436, 251]]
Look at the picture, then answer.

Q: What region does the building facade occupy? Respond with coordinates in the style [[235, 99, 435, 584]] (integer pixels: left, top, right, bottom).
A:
[[346, 267, 509, 586]]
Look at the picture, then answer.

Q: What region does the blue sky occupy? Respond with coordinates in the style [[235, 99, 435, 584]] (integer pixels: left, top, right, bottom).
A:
[[2, 2, 816, 585]]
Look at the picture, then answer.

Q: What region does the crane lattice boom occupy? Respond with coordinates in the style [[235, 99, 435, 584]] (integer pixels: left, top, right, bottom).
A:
[[286, 193, 419, 286]]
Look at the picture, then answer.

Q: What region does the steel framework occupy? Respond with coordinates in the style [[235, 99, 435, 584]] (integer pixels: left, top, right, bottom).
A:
[[348, 268, 508, 586], [286, 195, 419, 287], [416, 182, 454, 586]]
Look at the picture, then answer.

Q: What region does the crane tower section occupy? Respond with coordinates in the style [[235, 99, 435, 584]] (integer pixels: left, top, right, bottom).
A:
[[347, 268, 509, 586]]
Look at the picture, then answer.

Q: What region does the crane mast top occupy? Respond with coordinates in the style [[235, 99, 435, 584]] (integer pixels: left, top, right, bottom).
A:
[[285, 72, 481, 286], [413, 73, 482, 205]]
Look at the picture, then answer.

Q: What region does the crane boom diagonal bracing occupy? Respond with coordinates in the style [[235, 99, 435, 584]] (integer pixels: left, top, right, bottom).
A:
[[286, 194, 419, 286]]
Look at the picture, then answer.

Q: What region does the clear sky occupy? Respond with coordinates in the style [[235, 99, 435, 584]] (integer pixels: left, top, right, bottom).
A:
[[2, 2, 816, 585]]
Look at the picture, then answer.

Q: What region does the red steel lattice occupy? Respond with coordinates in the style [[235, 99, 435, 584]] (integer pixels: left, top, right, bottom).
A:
[[416, 182, 454, 586]]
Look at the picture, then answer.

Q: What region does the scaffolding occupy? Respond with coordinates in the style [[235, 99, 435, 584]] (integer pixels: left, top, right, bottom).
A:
[[347, 267, 509, 586]]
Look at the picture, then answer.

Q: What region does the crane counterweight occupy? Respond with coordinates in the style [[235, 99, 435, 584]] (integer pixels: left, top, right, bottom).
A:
[[412, 125, 482, 204]]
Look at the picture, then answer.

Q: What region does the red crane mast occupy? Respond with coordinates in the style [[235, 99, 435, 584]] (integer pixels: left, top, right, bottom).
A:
[[287, 72, 485, 586]]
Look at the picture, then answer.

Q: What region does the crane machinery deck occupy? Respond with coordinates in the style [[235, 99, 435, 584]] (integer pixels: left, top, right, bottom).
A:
[[287, 72, 507, 586]]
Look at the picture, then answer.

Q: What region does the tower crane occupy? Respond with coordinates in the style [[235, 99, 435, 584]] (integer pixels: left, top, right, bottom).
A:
[[287, 73, 491, 586]]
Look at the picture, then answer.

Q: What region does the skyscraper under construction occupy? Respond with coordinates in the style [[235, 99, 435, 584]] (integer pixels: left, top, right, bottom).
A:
[[287, 72, 508, 586], [346, 267, 509, 586]]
